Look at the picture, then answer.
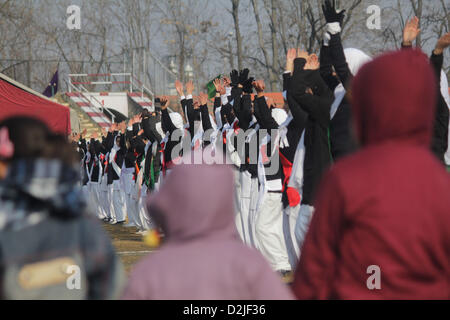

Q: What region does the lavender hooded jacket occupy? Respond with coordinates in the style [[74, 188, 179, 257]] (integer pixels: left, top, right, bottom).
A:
[[122, 163, 293, 300]]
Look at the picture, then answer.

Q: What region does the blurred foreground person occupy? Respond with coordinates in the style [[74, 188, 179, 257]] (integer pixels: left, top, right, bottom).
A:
[[122, 162, 293, 300], [0, 117, 125, 299], [293, 49, 450, 299]]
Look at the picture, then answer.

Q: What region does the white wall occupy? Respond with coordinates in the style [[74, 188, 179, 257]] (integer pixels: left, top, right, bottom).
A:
[[83, 92, 129, 117]]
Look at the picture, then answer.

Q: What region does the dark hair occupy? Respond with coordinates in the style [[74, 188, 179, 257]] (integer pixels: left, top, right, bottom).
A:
[[43, 134, 79, 167], [0, 116, 50, 161], [0, 116, 78, 167]]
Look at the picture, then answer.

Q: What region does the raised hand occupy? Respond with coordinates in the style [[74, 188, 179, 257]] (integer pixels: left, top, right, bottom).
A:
[[322, 0, 345, 25], [305, 54, 320, 70], [230, 70, 239, 87], [403, 16, 420, 46], [238, 68, 250, 85], [120, 121, 127, 133], [193, 99, 200, 110], [185, 81, 194, 95], [213, 78, 226, 95], [242, 77, 254, 94], [297, 49, 309, 60], [101, 128, 107, 137], [160, 96, 169, 110], [199, 92, 208, 105], [253, 80, 265, 97], [222, 76, 231, 88], [81, 128, 87, 138], [286, 48, 296, 73], [435, 32, 450, 55], [175, 80, 184, 96]]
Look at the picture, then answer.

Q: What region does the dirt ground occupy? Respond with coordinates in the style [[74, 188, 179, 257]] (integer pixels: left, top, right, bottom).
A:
[[102, 221, 294, 284], [102, 222, 153, 274]]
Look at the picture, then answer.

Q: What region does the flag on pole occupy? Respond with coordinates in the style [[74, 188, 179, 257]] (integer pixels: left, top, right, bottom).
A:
[[43, 70, 59, 98], [205, 74, 222, 99]]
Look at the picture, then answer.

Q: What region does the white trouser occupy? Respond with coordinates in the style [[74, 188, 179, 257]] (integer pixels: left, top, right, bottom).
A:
[[88, 181, 104, 219], [255, 192, 291, 272], [233, 168, 244, 242], [99, 175, 110, 219], [137, 184, 154, 230], [123, 172, 139, 227], [283, 204, 300, 270], [110, 180, 125, 222], [239, 171, 253, 245], [247, 176, 260, 249], [294, 204, 315, 260]]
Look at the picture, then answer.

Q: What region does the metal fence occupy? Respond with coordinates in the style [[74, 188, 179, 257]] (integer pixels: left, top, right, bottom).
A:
[[0, 48, 178, 97]]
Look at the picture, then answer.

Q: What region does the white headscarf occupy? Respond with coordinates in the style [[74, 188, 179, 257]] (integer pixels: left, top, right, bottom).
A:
[[169, 112, 184, 130], [155, 122, 164, 138], [344, 48, 372, 76], [271, 108, 288, 126]]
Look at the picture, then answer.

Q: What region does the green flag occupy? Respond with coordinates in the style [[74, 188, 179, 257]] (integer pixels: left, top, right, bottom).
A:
[[205, 74, 222, 99]]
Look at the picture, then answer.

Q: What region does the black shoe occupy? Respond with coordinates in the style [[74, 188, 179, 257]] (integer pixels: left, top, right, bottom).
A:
[[116, 220, 126, 225]]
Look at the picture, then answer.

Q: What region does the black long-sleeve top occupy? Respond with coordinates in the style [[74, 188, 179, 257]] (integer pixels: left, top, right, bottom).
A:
[[199, 104, 213, 147], [290, 58, 333, 205], [327, 34, 358, 161], [86, 138, 101, 183], [401, 44, 450, 163], [429, 52, 449, 163], [106, 131, 126, 184], [161, 108, 183, 166]]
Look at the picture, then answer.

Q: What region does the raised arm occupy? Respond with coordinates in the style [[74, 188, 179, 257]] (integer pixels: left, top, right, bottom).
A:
[[253, 80, 278, 130], [160, 97, 177, 134], [401, 16, 420, 49], [198, 92, 212, 132], [430, 32, 450, 78], [322, 0, 352, 89]]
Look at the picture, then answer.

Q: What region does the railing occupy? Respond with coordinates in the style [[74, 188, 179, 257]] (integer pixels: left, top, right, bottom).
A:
[[67, 81, 115, 124], [68, 73, 133, 93], [68, 72, 155, 107], [130, 75, 155, 106]]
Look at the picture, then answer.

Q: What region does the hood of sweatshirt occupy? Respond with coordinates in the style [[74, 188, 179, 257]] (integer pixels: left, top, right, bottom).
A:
[[352, 49, 436, 147], [147, 162, 237, 243]]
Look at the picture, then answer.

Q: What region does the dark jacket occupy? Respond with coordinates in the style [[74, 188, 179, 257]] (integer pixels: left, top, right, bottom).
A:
[[290, 58, 333, 205], [293, 49, 450, 299], [0, 158, 125, 299]]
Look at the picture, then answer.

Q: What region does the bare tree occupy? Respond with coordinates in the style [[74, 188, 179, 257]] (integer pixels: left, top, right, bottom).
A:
[[230, 0, 243, 71]]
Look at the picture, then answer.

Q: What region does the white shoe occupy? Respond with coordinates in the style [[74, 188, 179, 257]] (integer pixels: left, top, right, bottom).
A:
[[109, 220, 117, 225]]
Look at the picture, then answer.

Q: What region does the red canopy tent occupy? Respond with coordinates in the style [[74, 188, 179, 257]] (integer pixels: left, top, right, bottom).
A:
[[0, 73, 71, 135]]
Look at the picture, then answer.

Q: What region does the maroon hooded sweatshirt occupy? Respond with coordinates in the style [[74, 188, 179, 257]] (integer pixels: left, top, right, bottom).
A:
[[293, 49, 450, 299], [122, 163, 293, 300]]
